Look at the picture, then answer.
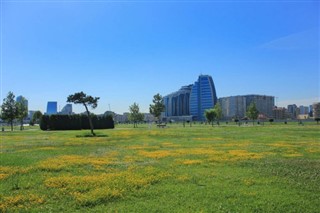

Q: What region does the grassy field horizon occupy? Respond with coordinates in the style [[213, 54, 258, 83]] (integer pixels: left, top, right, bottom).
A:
[[1, 122, 319, 212]]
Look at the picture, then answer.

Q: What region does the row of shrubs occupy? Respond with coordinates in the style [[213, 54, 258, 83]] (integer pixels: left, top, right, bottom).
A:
[[40, 114, 114, 130]]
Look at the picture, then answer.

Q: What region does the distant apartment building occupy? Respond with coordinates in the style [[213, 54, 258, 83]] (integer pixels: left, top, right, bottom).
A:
[[313, 102, 320, 119], [60, 104, 72, 115], [273, 107, 288, 120], [144, 113, 155, 122], [114, 113, 130, 123], [299, 105, 309, 115], [244, 95, 274, 118], [164, 85, 192, 117], [219, 96, 246, 119], [46, 101, 58, 115], [309, 105, 313, 117], [287, 104, 297, 119], [218, 95, 274, 119], [164, 75, 218, 121]]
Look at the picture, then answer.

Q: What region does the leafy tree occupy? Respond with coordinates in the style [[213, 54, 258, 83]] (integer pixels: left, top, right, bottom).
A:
[[67, 91, 100, 136], [128, 102, 144, 128], [149, 93, 165, 123], [205, 108, 216, 127], [269, 118, 274, 124], [1, 91, 17, 131], [32, 111, 43, 125], [213, 102, 223, 125], [246, 102, 259, 125], [16, 96, 28, 130]]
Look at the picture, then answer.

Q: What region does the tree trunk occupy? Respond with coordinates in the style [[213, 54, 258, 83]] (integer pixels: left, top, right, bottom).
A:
[[84, 104, 95, 136], [10, 120, 13, 131]]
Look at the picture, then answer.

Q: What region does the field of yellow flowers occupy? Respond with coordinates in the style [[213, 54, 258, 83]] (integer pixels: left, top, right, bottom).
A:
[[1, 122, 319, 212]]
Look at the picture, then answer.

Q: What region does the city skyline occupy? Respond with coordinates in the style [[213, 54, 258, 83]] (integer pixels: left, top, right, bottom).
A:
[[1, 1, 319, 114]]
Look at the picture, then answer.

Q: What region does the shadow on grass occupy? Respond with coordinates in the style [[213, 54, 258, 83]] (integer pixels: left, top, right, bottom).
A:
[[76, 134, 109, 138]]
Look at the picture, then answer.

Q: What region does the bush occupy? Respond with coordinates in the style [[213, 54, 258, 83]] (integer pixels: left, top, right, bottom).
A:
[[40, 114, 114, 131], [40, 115, 49, 130]]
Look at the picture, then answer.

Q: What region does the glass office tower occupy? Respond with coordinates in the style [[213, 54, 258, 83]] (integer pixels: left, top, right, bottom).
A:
[[189, 75, 218, 121], [46, 101, 58, 115]]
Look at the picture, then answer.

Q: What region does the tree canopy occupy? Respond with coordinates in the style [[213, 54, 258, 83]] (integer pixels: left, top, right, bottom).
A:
[[246, 102, 259, 125], [67, 91, 100, 136], [32, 111, 43, 125], [204, 108, 216, 126], [149, 93, 165, 122], [213, 102, 223, 125], [1, 92, 17, 131], [128, 102, 144, 128], [16, 96, 28, 130]]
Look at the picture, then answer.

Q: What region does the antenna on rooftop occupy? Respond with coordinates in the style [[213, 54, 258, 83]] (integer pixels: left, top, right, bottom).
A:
[[108, 104, 111, 111]]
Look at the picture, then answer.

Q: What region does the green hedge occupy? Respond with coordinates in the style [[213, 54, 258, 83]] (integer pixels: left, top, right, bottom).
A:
[[40, 114, 114, 130]]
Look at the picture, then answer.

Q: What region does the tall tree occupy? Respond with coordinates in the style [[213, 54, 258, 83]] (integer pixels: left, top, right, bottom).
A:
[[128, 102, 144, 128], [16, 96, 28, 130], [149, 93, 165, 123], [67, 91, 100, 136], [205, 108, 216, 127], [32, 111, 43, 125], [1, 91, 17, 131], [246, 102, 259, 125], [213, 102, 223, 125]]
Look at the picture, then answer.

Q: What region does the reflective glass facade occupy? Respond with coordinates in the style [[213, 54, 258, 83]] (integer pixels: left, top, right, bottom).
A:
[[46, 101, 57, 115], [189, 75, 218, 120], [164, 75, 218, 121]]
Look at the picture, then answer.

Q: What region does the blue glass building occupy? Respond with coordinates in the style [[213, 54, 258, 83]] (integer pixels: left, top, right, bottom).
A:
[[189, 75, 218, 121], [46, 101, 58, 115], [164, 75, 218, 121]]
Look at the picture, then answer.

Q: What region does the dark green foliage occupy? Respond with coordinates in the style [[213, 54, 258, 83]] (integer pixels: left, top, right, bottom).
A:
[[67, 91, 100, 136], [40, 114, 114, 131], [149, 93, 165, 122], [204, 108, 216, 126], [16, 96, 28, 131], [80, 114, 114, 130], [40, 115, 49, 131], [1, 91, 17, 131], [213, 102, 222, 125], [32, 111, 43, 125], [129, 102, 144, 128]]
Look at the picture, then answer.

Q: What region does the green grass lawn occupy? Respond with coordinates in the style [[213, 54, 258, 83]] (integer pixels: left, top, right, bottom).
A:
[[1, 122, 319, 212]]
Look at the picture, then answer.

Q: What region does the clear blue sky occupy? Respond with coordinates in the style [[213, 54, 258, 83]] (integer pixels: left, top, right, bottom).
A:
[[1, 0, 319, 114]]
